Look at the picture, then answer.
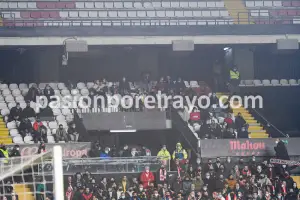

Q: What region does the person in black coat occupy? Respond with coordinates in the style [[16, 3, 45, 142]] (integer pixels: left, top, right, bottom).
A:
[[120, 145, 131, 157], [119, 77, 130, 95], [274, 139, 290, 160], [21, 101, 36, 119], [25, 84, 40, 102], [10, 103, 22, 121], [43, 84, 54, 102]]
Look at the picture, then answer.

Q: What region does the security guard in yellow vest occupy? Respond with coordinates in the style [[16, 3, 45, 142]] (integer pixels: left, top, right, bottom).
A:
[[0, 144, 9, 164], [229, 67, 240, 86]]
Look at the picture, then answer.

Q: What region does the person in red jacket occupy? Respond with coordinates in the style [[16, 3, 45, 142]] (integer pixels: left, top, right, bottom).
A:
[[82, 187, 93, 200], [139, 166, 155, 189], [189, 107, 201, 124], [33, 118, 43, 132]]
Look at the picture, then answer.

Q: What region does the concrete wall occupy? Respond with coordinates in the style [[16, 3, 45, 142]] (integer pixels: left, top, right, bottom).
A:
[[234, 47, 254, 80]]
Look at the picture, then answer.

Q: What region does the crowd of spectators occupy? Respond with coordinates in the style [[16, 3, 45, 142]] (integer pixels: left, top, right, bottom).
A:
[[63, 153, 300, 200]]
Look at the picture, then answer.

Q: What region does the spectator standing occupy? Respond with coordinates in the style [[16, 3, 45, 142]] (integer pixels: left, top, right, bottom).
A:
[[43, 84, 54, 102], [140, 166, 155, 189], [172, 143, 188, 164], [119, 176, 130, 192], [100, 147, 111, 159], [120, 145, 131, 157], [54, 124, 68, 142], [235, 113, 246, 130], [68, 123, 79, 142], [119, 77, 130, 95], [157, 145, 171, 165], [82, 187, 93, 200], [73, 187, 84, 200], [25, 83, 40, 102], [229, 66, 240, 87], [156, 164, 168, 185], [175, 77, 185, 94]]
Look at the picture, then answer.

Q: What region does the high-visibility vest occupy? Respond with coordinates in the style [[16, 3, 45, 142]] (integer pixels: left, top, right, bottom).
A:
[[230, 70, 240, 80], [0, 149, 9, 163]]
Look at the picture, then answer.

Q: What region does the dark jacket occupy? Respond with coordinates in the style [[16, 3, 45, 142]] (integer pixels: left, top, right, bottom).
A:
[[10, 106, 22, 118], [22, 106, 36, 118]]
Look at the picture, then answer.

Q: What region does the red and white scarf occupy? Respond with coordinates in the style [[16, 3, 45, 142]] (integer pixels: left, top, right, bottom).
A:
[[160, 168, 167, 181]]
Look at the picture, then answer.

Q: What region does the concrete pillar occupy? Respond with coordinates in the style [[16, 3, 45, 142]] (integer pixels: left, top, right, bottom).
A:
[[137, 48, 159, 79], [234, 47, 254, 80], [37, 47, 61, 82]]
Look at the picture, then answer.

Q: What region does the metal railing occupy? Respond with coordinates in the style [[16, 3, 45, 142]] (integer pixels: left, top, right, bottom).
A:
[[251, 108, 288, 138], [62, 156, 169, 174], [0, 155, 169, 176]]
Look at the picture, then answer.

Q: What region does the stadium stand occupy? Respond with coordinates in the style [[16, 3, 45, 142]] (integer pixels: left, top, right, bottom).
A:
[[244, 0, 300, 24], [1, 0, 234, 27]]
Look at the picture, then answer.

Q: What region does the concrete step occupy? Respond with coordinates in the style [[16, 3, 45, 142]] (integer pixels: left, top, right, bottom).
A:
[[248, 126, 263, 131], [248, 123, 261, 126], [246, 119, 258, 123], [250, 135, 269, 138]]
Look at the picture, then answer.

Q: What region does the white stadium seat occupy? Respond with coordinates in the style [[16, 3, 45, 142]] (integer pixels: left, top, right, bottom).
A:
[[262, 79, 271, 86], [7, 121, 17, 130], [271, 79, 280, 86], [280, 79, 289, 86], [244, 80, 254, 86], [253, 80, 263, 86], [289, 79, 299, 86]]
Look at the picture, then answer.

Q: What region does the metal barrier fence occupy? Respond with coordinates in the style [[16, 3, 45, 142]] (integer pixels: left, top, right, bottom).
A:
[[62, 156, 169, 175], [0, 155, 169, 176]]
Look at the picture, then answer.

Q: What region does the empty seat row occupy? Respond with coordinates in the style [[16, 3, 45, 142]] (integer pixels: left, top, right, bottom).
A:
[[240, 79, 300, 86], [42, 19, 233, 27], [245, 1, 283, 7], [0, 2, 76, 9], [2, 19, 233, 27], [59, 10, 229, 18], [254, 19, 293, 24], [250, 9, 300, 17], [245, 1, 300, 7], [75, 1, 225, 9], [270, 9, 300, 16], [3, 10, 230, 19], [0, 1, 225, 9]]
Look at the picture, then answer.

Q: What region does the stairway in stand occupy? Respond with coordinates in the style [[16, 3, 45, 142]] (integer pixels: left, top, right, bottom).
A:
[[14, 184, 34, 200], [217, 93, 269, 138], [0, 115, 12, 144], [223, 0, 251, 24]]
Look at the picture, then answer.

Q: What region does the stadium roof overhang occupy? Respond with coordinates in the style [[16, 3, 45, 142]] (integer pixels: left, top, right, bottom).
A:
[[0, 25, 300, 45]]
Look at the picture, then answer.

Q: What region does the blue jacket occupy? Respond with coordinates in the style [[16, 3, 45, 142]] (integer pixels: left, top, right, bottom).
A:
[[100, 152, 110, 159]]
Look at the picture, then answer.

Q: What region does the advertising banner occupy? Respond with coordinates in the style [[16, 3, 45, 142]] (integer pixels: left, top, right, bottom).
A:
[[200, 138, 300, 158], [7, 142, 91, 158]]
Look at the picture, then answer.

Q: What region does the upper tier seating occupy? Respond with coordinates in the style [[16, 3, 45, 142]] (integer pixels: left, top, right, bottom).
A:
[[1, 1, 234, 27], [239, 79, 300, 86], [244, 0, 300, 24]]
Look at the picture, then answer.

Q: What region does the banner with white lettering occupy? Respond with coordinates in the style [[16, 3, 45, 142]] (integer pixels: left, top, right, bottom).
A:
[[200, 138, 300, 158], [7, 142, 91, 158]]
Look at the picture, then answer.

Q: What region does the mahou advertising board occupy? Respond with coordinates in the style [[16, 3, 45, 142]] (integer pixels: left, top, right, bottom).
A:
[[7, 142, 91, 158], [200, 138, 300, 158]]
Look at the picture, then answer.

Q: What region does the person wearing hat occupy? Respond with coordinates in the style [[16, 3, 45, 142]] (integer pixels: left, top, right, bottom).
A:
[[157, 145, 171, 164]]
